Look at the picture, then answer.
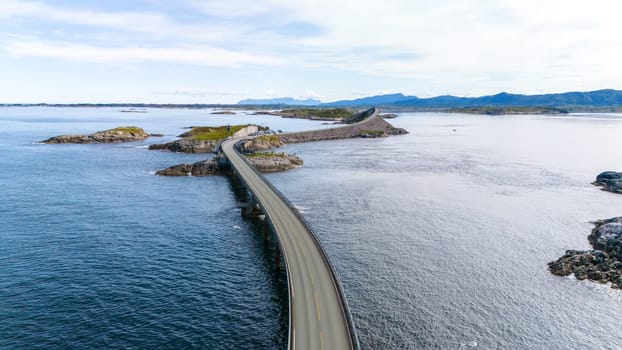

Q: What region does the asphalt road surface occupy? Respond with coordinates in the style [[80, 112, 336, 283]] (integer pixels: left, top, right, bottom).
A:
[[222, 138, 355, 350]]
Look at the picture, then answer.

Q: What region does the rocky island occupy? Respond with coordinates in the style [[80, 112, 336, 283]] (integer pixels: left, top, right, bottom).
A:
[[42, 126, 157, 143], [155, 108, 407, 176], [548, 217, 622, 288], [592, 171, 622, 194], [156, 152, 303, 176], [149, 125, 264, 153]]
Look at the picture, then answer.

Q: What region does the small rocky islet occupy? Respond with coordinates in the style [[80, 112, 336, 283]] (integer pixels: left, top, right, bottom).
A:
[[41, 126, 160, 144], [155, 152, 304, 176], [548, 217, 622, 288], [548, 171, 622, 288], [592, 171, 622, 194]]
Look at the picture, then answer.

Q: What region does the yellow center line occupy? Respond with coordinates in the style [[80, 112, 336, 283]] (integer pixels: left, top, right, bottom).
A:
[[314, 291, 321, 321], [296, 239, 306, 257], [320, 330, 325, 350]]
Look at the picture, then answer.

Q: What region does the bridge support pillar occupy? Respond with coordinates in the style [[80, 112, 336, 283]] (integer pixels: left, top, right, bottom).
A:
[[238, 191, 264, 218], [263, 221, 270, 241]]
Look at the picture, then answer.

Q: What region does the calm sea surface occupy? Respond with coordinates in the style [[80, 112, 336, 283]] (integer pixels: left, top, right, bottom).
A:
[[1, 107, 622, 349]]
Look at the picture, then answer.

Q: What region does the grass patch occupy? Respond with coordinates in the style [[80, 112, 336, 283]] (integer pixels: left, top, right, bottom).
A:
[[110, 126, 145, 134], [181, 125, 250, 141], [255, 135, 282, 143], [246, 151, 286, 158]]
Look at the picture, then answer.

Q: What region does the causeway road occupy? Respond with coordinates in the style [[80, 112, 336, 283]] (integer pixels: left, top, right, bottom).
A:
[[222, 131, 358, 349]]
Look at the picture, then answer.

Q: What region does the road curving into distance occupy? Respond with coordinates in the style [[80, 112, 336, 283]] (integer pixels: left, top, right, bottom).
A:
[[220, 109, 379, 350]]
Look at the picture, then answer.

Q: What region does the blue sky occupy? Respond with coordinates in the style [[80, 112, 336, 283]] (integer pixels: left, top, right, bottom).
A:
[[1, 0, 622, 103]]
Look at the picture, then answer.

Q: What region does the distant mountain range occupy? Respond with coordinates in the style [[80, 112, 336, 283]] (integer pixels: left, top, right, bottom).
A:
[[237, 89, 622, 108], [238, 97, 321, 106]]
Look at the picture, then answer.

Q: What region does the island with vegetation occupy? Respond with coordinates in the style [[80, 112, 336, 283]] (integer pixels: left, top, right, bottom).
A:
[[253, 108, 356, 121], [155, 108, 407, 176], [149, 125, 265, 153], [41, 126, 160, 144]]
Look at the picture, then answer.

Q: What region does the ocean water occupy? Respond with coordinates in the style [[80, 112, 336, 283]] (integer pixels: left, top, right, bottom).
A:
[[2, 108, 622, 349]]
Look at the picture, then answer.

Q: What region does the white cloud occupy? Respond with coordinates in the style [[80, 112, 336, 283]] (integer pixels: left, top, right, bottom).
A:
[[0, 0, 240, 41], [5, 40, 284, 67]]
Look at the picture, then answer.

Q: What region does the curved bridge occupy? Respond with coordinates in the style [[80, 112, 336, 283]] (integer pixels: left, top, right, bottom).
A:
[[221, 109, 378, 350]]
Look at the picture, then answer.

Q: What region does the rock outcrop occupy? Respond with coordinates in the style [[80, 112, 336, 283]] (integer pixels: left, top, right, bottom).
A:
[[156, 155, 230, 176], [240, 135, 285, 152], [548, 217, 622, 288], [149, 138, 220, 153], [42, 126, 153, 144], [593, 171, 622, 194], [247, 153, 303, 173]]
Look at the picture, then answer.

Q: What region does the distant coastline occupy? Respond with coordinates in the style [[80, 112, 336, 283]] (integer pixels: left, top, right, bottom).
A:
[[4, 103, 622, 114]]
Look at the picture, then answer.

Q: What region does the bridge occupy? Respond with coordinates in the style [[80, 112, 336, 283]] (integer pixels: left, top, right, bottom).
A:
[[220, 109, 380, 350]]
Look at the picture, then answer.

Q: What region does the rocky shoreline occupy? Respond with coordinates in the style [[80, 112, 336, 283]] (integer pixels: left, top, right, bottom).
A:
[[42, 126, 159, 143], [548, 171, 622, 289], [592, 171, 622, 194], [548, 217, 622, 288]]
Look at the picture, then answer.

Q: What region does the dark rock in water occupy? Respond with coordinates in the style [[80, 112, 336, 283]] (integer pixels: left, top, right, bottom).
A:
[[191, 158, 223, 176], [385, 127, 408, 135], [42, 126, 152, 144], [156, 164, 193, 176], [380, 113, 398, 119], [156, 156, 227, 177], [592, 171, 622, 194], [548, 216, 622, 288]]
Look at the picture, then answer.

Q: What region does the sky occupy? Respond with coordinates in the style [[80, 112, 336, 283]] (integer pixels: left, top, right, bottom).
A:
[[1, 0, 622, 103]]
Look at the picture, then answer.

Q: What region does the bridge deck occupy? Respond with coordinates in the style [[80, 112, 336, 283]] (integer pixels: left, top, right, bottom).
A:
[[221, 109, 374, 349]]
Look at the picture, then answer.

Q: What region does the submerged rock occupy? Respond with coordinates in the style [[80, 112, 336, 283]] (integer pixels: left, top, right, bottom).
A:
[[155, 163, 193, 176], [592, 171, 622, 194], [42, 126, 152, 144], [548, 216, 622, 288]]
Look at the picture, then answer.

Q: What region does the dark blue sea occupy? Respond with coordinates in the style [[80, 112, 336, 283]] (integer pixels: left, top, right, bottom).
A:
[[2, 107, 622, 349]]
